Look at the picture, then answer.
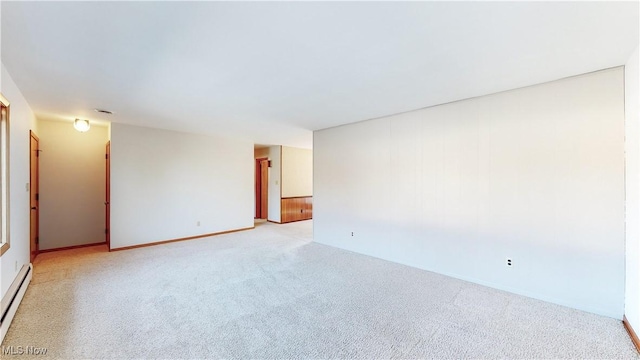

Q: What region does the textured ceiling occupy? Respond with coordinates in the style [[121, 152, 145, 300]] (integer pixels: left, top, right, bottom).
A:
[[2, 1, 638, 148]]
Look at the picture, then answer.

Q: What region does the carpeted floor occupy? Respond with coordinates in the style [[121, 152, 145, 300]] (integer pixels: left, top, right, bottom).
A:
[[2, 220, 638, 359]]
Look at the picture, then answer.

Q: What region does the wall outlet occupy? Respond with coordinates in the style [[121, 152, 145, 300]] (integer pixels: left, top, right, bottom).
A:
[[197, 221, 201, 226], [506, 258, 513, 267], [351, 232, 354, 237]]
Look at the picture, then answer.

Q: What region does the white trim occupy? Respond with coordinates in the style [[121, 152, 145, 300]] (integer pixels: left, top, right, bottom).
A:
[[0, 264, 32, 344]]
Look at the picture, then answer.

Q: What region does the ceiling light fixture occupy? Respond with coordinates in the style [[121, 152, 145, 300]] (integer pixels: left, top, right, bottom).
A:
[[74, 119, 90, 132]]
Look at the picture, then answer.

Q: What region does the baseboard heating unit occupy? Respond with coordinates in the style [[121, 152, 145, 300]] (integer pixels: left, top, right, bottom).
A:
[[0, 264, 32, 344]]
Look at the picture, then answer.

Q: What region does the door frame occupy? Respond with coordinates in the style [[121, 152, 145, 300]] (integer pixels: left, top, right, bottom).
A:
[[105, 141, 110, 250], [29, 130, 39, 262], [255, 157, 268, 219]]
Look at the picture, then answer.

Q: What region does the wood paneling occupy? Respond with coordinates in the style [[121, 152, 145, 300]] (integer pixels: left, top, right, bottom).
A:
[[281, 196, 312, 223]]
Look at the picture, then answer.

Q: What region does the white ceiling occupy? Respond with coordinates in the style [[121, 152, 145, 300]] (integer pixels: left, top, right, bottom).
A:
[[1, 1, 638, 149]]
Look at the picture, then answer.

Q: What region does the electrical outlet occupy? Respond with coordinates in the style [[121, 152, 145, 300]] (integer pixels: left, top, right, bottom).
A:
[[197, 221, 200, 226], [506, 258, 513, 267], [351, 232, 354, 237]]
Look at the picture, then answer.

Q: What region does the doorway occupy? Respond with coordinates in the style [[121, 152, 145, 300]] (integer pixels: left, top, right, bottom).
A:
[[29, 131, 39, 261], [255, 158, 268, 219], [105, 141, 110, 249]]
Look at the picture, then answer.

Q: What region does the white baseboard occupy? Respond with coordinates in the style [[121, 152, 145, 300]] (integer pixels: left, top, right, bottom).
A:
[[0, 264, 33, 344]]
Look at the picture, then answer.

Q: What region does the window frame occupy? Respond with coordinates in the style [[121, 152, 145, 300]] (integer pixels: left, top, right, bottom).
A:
[[0, 93, 10, 256]]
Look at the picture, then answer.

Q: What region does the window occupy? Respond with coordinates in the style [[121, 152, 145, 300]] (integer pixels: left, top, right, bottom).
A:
[[0, 93, 9, 256]]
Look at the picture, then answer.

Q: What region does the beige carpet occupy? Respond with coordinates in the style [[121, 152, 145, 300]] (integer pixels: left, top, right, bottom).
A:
[[2, 220, 638, 359]]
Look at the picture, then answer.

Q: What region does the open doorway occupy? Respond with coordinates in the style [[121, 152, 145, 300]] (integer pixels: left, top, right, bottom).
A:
[[255, 158, 268, 219], [34, 118, 110, 254]]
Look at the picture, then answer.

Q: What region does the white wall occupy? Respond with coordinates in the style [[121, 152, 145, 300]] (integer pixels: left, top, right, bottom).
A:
[[267, 146, 281, 223], [0, 64, 36, 299], [37, 119, 108, 250], [625, 46, 640, 330], [110, 123, 253, 249], [281, 146, 312, 197], [315, 67, 625, 318]]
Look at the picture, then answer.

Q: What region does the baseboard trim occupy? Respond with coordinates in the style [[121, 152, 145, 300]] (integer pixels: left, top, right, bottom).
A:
[[267, 220, 281, 224], [38, 242, 107, 254], [280, 218, 313, 224], [110, 226, 255, 252], [624, 315, 640, 352], [1, 264, 32, 344]]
